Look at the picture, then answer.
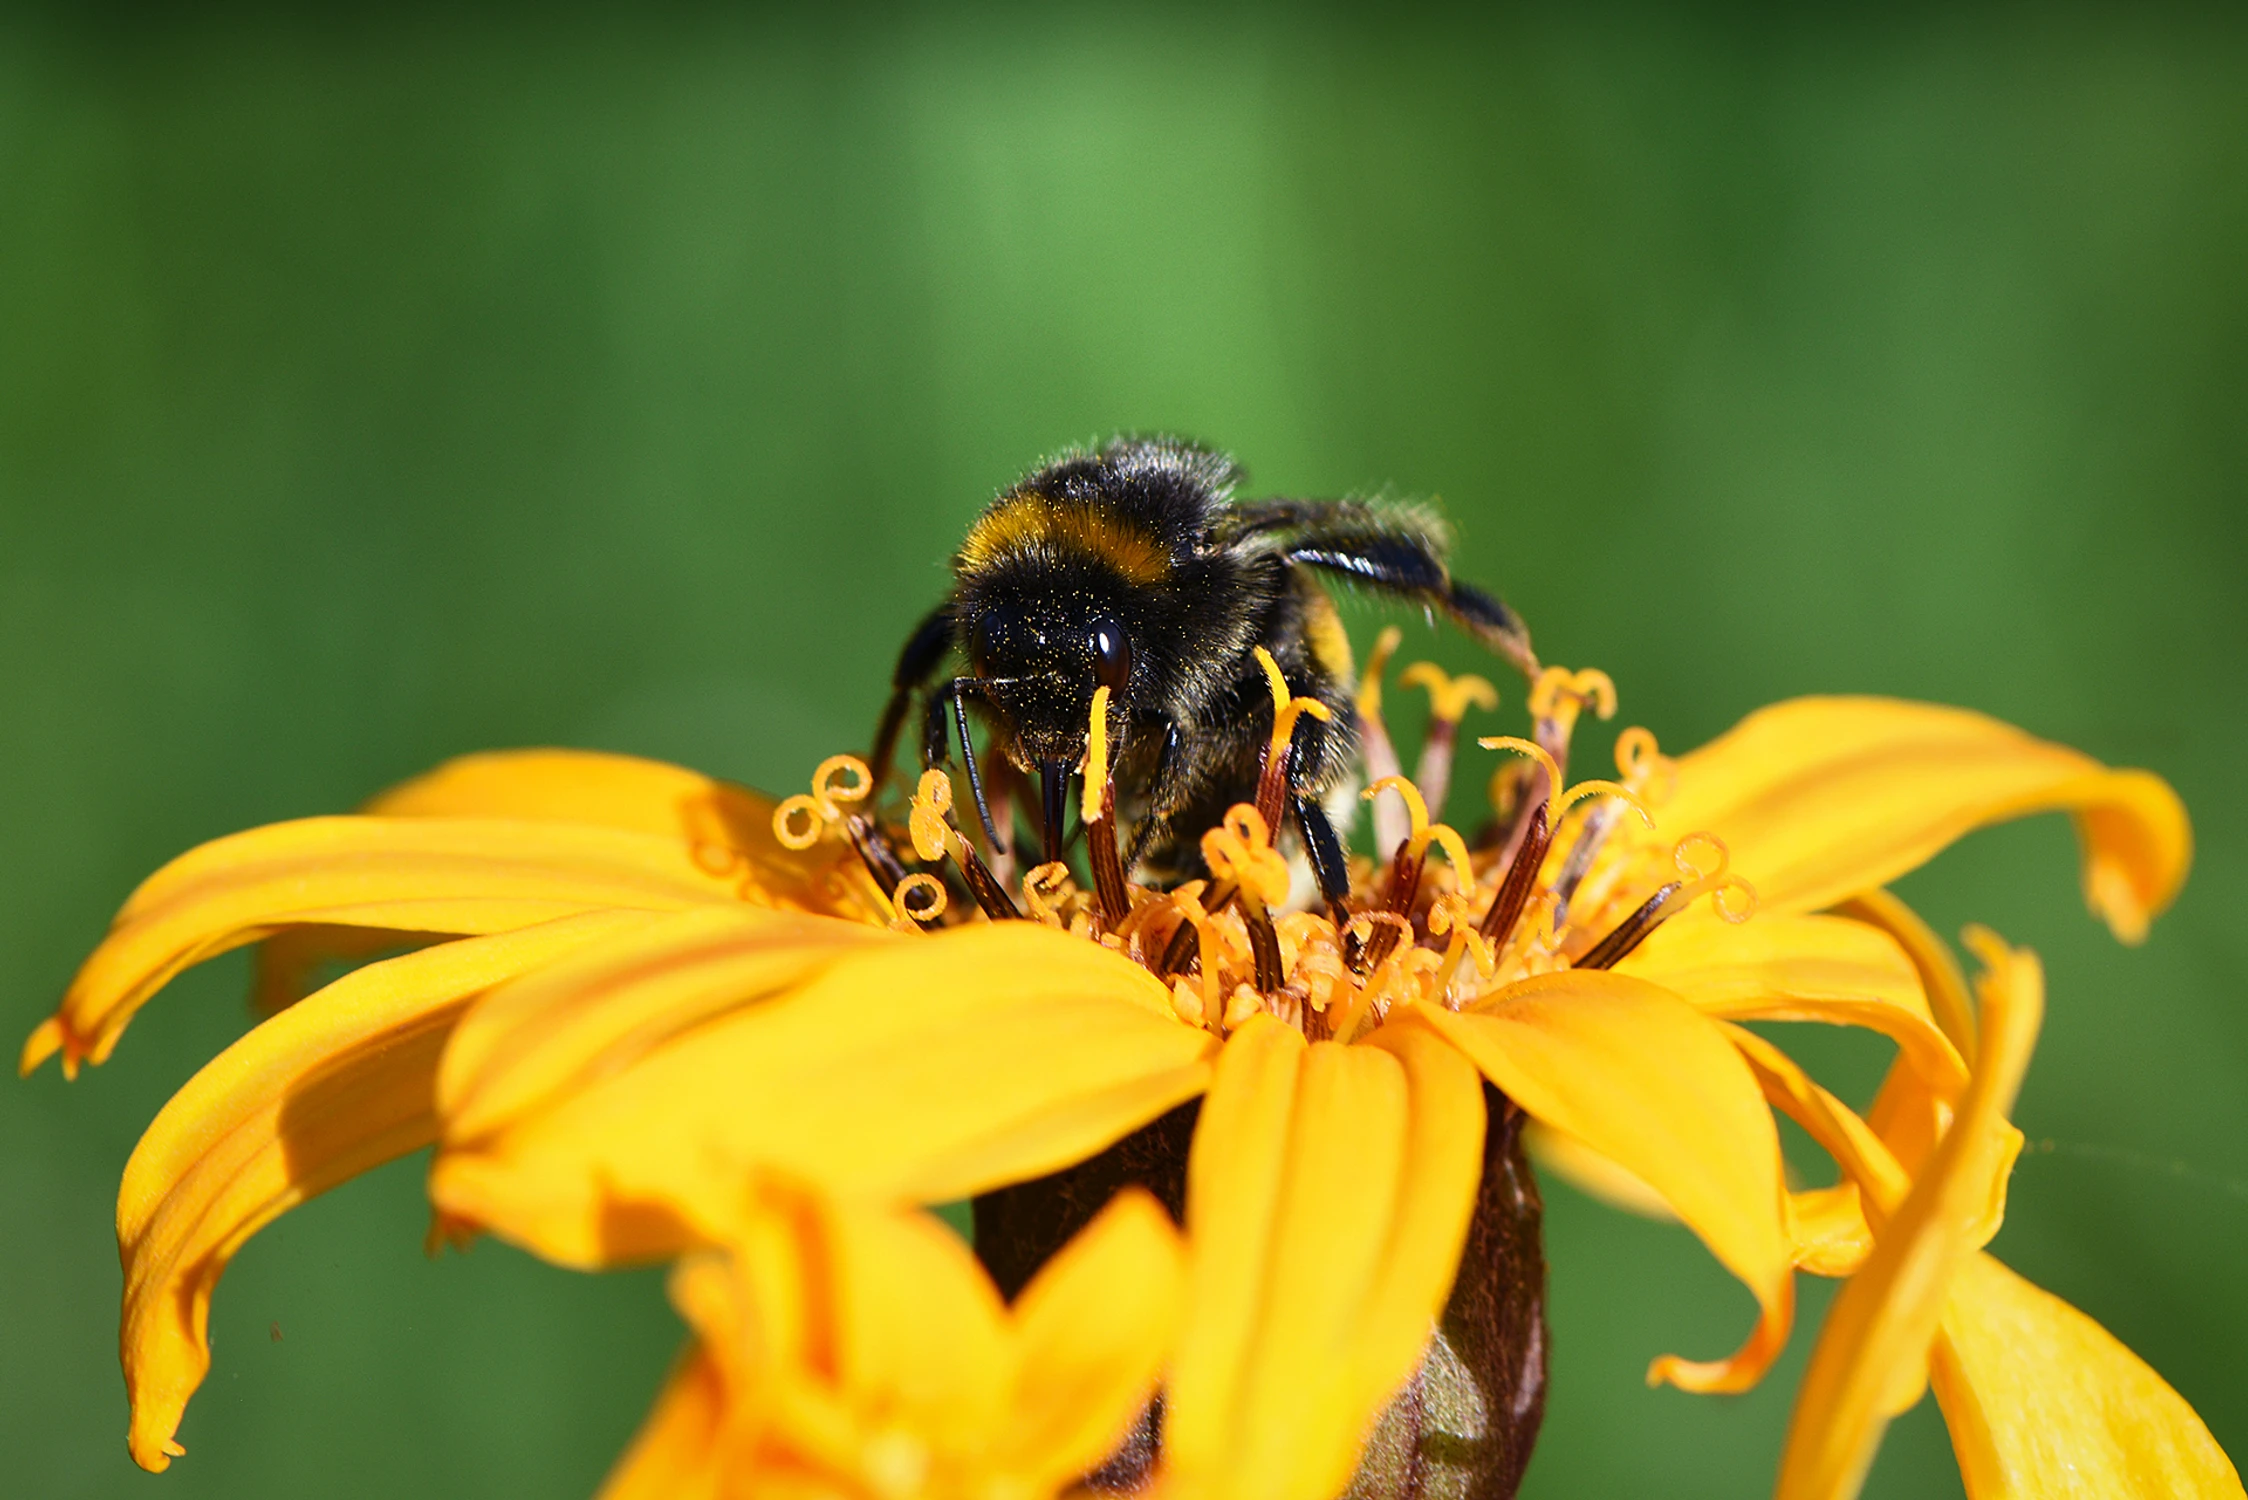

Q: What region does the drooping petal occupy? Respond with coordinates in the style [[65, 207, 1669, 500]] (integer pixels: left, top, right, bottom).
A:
[[1776, 934, 2045, 1500], [1416, 974, 1793, 1393], [115, 912, 651, 1472], [597, 1348, 727, 1500], [653, 1177, 1177, 1499], [1654, 697, 2190, 942], [1164, 1016, 1485, 1500], [366, 747, 875, 920], [1932, 1252, 2244, 1499], [1625, 912, 1968, 1099], [1000, 1189, 1184, 1489], [431, 917, 1216, 1266], [21, 816, 744, 1077]]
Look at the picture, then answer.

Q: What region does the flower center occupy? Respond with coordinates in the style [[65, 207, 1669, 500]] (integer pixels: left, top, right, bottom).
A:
[[777, 649, 1754, 1042]]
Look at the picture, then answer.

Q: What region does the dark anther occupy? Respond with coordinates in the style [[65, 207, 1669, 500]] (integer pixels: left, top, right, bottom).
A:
[[1038, 759, 1069, 868], [1156, 881, 1234, 981], [1361, 836, 1425, 971], [1479, 800, 1552, 950], [1576, 881, 1683, 971], [1087, 781, 1130, 932], [1547, 800, 1618, 929], [955, 838, 1026, 922], [1242, 902, 1283, 993], [843, 814, 909, 900]]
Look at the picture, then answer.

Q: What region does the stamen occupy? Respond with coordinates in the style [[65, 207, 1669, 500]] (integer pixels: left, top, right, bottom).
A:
[[811, 754, 874, 820], [1021, 862, 1076, 927], [1478, 799, 1551, 948], [1357, 627, 1411, 860], [1544, 783, 1653, 928], [1080, 686, 1130, 931], [1363, 775, 1430, 842], [1251, 646, 1333, 830], [1081, 686, 1113, 825], [907, 768, 1022, 922], [1576, 835, 1758, 969], [1527, 666, 1617, 731], [1399, 662, 1497, 820], [1576, 882, 1684, 971], [1400, 661, 1501, 727], [843, 814, 910, 901], [772, 796, 824, 851]]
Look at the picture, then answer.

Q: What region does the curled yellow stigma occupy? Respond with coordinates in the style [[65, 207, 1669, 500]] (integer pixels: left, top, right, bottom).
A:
[[1253, 645, 1334, 759], [1022, 862, 1076, 925], [1082, 685, 1113, 825], [1399, 661, 1499, 725], [1554, 777, 1655, 829], [1671, 833, 1758, 924], [908, 769, 955, 862], [1476, 735, 1564, 800], [1363, 775, 1430, 842], [892, 872, 948, 928], [1424, 822, 1481, 898], [1529, 666, 1618, 732], [771, 754, 876, 850], [1201, 806, 1292, 909], [1356, 625, 1404, 719]]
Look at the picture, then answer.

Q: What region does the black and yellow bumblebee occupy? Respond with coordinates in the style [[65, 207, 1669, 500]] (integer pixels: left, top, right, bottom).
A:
[[870, 436, 1538, 900]]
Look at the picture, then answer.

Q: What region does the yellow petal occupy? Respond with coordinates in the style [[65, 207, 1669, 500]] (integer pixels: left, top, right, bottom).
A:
[[1832, 889, 1979, 1064], [1655, 697, 2190, 942], [1164, 1016, 1485, 1500], [431, 918, 1215, 1266], [248, 924, 438, 1016], [1414, 976, 1793, 1393], [1776, 935, 2045, 1500], [1932, 1252, 2244, 1500], [1522, 1119, 1677, 1221], [597, 1348, 727, 1500], [116, 913, 650, 1472], [368, 747, 874, 920], [22, 815, 743, 1077], [1001, 1189, 1183, 1488], [1625, 912, 1968, 1099]]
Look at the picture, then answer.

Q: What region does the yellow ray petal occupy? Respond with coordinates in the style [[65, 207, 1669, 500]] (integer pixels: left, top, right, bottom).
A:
[[1415, 974, 1793, 1393], [1625, 912, 1968, 1099], [367, 747, 872, 920], [1001, 1189, 1184, 1488], [597, 1348, 727, 1500], [1164, 1016, 1485, 1500], [1776, 934, 2045, 1500], [115, 912, 651, 1472], [1933, 1252, 2244, 1500], [430, 919, 1215, 1266], [1655, 697, 2190, 942], [21, 816, 743, 1077]]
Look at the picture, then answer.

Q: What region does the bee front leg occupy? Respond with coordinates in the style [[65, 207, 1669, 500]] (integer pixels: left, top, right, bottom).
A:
[[1122, 721, 1187, 876]]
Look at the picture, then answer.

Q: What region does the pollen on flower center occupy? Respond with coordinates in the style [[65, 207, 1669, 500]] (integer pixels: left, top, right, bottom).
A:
[[782, 643, 1755, 1041]]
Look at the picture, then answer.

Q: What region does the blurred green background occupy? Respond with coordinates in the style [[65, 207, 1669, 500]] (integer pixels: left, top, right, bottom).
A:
[[4, 4, 2243, 1495]]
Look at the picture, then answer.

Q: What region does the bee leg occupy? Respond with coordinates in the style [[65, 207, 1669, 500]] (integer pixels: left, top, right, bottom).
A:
[[1122, 721, 1187, 876], [870, 604, 954, 798], [1293, 793, 1353, 907], [1269, 510, 1539, 680]]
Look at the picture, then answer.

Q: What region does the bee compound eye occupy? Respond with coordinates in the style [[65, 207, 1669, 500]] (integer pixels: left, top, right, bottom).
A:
[[969, 604, 1020, 673], [1090, 618, 1133, 691]]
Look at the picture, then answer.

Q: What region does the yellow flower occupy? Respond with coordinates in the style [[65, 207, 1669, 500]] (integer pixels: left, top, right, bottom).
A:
[[600, 1175, 1181, 1500], [22, 650, 2222, 1496]]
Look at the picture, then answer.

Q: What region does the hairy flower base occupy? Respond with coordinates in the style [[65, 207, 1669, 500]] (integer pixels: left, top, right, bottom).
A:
[[19, 642, 2234, 1500]]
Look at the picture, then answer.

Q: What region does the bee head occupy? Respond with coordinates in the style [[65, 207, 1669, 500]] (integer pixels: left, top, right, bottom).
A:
[[959, 583, 1135, 770]]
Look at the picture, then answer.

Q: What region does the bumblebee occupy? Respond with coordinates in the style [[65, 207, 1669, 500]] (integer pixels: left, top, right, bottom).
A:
[[869, 436, 1537, 904]]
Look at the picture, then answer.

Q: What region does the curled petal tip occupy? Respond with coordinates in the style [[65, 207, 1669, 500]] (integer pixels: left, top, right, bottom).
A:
[[19, 1016, 65, 1078]]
